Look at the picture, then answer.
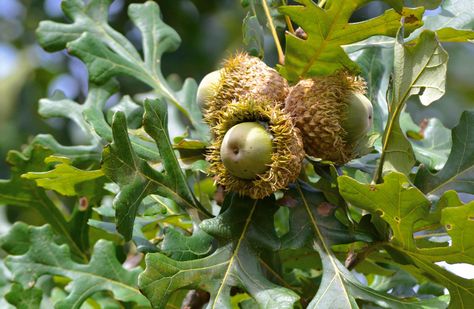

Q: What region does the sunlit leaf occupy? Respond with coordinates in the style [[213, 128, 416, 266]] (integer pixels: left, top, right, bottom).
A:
[[0, 146, 87, 261], [413, 0, 474, 43], [376, 30, 448, 179], [292, 181, 446, 308], [37, 0, 208, 139], [279, 0, 423, 81], [21, 156, 104, 196], [339, 172, 474, 307]]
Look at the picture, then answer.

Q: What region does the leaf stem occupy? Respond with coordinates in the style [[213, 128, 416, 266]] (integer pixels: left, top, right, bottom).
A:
[[261, 0, 285, 64], [285, 15, 295, 34], [285, 16, 295, 34], [281, 0, 295, 34]]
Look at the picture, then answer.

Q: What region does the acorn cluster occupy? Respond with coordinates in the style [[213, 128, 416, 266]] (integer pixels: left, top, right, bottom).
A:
[[198, 53, 373, 199]]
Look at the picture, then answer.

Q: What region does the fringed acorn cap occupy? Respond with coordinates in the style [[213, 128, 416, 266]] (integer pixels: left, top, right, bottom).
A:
[[203, 53, 289, 130], [284, 71, 370, 164], [207, 98, 304, 199]]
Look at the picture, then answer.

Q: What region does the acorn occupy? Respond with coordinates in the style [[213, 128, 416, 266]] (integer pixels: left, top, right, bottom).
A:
[[200, 53, 289, 128], [207, 98, 304, 199], [196, 69, 222, 109], [284, 71, 373, 164], [220, 122, 273, 180]]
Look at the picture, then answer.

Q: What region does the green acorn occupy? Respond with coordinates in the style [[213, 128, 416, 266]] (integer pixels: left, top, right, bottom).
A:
[[196, 69, 222, 109], [207, 98, 304, 199], [220, 122, 273, 180], [199, 53, 289, 129], [284, 71, 373, 164]]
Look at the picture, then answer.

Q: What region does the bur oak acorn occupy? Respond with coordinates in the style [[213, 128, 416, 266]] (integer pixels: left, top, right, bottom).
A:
[[200, 53, 289, 129], [220, 122, 273, 179], [207, 99, 304, 199], [196, 69, 222, 109], [341, 91, 373, 144], [284, 71, 373, 164]]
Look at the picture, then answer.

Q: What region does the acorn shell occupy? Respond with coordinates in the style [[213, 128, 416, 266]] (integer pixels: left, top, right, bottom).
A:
[[284, 71, 369, 164], [203, 53, 289, 130], [207, 98, 304, 199]]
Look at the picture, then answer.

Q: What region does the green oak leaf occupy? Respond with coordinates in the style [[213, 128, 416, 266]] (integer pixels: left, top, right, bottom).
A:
[[21, 156, 104, 196], [88, 200, 159, 253], [346, 0, 474, 51], [1, 223, 149, 309], [409, 0, 442, 10], [403, 256, 474, 309], [5, 283, 42, 309], [339, 173, 432, 251], [33, 81, 113, 163], [102, 99, 210, 240], [242, 14, 265, 58], [400, 112, 451, 171], [308, 242, 448, 308], [161, 228, 214, 261], [412, 0, 474, 43], [241, 0, 286, 58], [107, 95, 144, 129], [355, 46, 393, 134], [280, 182, 364, 249], [140, 196, 299, 308], [339, 172, 474, 262], [278, 0, 423, 81], [36, 81, 159, 162], [376, 30, 448, 180], [415, 111, 474, 197], [0, 146, 87, 261], [339, 172, 474, 307], [37, 0, 208, 139], [294, 181, 446, 308]]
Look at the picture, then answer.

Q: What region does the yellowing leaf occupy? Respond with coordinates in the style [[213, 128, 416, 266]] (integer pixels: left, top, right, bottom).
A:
[[22, 156, 104, 196]]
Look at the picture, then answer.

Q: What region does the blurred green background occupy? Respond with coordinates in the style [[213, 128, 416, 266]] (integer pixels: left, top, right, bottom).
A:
[[1, 0, 474, 225]]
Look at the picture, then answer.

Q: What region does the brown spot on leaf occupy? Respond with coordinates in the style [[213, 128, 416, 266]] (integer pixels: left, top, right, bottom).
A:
[[317, 202, 336, 216], [79, 197, 88, 211], [405, 14, 419, 24], [369, 185, 377, 191]]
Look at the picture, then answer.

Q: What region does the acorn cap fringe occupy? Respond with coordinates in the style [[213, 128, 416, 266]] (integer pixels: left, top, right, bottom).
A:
[[284, 71, 366, 164], [204, 53, 289, 130], [207, 98, 304, 199]]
